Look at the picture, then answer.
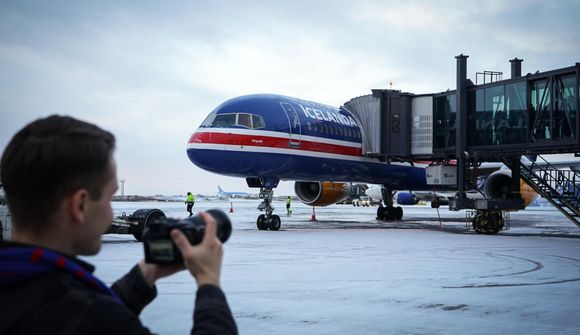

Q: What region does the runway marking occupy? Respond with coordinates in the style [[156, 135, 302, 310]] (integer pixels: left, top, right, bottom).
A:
[[444, 277, 580, 288], [444, 253, 580, 289], [469, 253, 544, 278]]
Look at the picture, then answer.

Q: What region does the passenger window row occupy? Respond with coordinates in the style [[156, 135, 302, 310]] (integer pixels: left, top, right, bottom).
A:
[[305, 122, 361, 139]]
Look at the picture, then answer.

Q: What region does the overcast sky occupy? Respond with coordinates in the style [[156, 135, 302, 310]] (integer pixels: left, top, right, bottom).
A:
[[1, 0, 579, 196]]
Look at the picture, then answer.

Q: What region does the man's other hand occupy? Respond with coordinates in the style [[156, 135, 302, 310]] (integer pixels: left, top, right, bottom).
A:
[[171, 212, 223, 287]]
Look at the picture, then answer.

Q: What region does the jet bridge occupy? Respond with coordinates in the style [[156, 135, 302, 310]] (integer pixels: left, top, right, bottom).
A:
[[343, 90, 433, 160], [346, 56, 580, 233]]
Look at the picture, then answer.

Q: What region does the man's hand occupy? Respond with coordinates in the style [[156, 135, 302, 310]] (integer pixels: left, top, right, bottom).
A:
[[171, 212, 223, 287], [138, 260, 184, 288]]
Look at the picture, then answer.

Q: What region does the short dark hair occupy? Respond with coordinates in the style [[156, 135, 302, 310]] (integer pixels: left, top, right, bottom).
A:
[[1, 115, 115, 233]]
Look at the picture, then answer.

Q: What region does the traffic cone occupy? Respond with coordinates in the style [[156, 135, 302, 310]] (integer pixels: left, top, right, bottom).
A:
[[229, 202, 234, 213], [310, 207, 317, 221]]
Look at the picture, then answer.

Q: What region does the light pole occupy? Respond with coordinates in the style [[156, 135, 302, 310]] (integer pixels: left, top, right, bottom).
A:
[[120, 179, 125, 197]]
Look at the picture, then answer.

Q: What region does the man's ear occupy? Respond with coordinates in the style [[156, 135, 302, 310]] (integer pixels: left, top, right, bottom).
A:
[[68, 189, 89, 224]]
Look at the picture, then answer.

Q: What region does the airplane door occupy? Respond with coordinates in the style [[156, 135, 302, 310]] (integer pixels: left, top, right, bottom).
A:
[[280, 102, 301, 148]]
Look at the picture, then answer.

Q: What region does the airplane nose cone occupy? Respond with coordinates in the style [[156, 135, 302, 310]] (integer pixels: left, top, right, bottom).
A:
[[188, 131, 204, 144], [186, 131, 204, 157], [186, 130, 221, 173]]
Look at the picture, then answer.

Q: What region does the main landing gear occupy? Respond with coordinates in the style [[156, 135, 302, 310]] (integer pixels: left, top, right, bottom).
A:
[[256, 187, 281, 231], [471, 210, 504, 234], [376, 188, 403, 221], [377, 205, 403, 220]]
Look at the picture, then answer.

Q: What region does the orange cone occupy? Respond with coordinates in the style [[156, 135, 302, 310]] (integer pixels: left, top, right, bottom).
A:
[[310, 207, 317, 221], [229, 202, 234, 213]]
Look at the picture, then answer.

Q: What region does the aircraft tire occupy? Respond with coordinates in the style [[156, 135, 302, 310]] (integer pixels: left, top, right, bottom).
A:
[[268, 215, 281, 231], [472, 211, 503, 234], [488, 212, 504, 234], [381, 207, 396, 221], [395, 206, 403, 220], [472, 212, 483, 233], [257, 214, 268, 230], [376, 206, 385, 220]]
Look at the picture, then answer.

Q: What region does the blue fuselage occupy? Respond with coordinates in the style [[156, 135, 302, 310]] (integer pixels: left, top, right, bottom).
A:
[[187, 94, 428, 190]]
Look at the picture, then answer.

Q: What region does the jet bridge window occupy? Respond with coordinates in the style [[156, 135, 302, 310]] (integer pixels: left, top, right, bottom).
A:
[[530, 74, 577, 142], [470, 82, 527, 147], [433, 93, 456, 151]]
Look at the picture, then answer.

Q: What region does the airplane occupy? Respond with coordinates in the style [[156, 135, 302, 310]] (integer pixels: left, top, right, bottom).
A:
[[217, 185, 249, 199], [186, 94, 540, 232]]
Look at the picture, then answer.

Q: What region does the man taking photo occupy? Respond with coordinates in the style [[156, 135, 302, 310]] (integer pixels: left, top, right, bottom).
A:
[[0, 115, 238, 334]]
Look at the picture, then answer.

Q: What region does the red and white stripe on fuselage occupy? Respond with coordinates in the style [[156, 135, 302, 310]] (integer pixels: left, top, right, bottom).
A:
[[188, 128, 362, 161], [187, 128, 428, 168]]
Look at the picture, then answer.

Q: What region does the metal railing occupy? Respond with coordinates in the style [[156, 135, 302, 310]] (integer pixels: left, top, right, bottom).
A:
[[520, 155, 580, 227]]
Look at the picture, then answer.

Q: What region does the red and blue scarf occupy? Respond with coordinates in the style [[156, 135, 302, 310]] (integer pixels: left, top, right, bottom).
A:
[[0, 245, 121, 303]]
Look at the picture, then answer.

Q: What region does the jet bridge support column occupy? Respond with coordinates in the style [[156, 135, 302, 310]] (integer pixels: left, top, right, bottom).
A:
[[453, 54, 471, 209]]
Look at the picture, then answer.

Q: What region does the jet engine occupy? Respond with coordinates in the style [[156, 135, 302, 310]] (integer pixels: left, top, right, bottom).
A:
[[395, 192, 420, 205], [294, 181, 349, 206], [483, 170, 538, 206]]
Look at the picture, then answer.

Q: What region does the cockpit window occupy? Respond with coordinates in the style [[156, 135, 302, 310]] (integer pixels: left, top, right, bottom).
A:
[[237, 113, 251, 128], [252, 115, 265, 129], [202, 113, 266, 129], [213, 114, 237, 127], [200, 114, 216, 127]]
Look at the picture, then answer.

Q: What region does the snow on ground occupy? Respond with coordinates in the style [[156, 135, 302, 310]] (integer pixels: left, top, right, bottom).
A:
[[84, 200, 580, 334]]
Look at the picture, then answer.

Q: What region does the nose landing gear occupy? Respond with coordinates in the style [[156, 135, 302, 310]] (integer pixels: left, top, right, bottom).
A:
[[256, 187, 281, 230]]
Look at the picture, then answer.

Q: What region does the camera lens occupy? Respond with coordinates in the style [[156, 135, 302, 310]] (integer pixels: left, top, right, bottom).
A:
[[206, 209, 232, 243]]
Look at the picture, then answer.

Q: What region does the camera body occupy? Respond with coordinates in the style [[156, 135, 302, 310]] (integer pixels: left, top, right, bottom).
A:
[[143, 209, 232, 264]]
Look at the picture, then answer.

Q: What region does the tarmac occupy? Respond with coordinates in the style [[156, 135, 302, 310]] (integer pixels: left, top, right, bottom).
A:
[[89, 200, 580, 334]]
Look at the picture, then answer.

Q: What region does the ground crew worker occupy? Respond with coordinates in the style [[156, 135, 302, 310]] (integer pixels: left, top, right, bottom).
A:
[[286, 196, 292, 215], [186, 192, 195, 217]]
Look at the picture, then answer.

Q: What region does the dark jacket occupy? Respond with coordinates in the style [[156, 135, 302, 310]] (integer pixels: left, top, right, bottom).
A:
[[0, 241, 237, 335]]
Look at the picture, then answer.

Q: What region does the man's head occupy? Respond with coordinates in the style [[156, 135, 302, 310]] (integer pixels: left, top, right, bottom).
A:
[[187, 192, 191, 196], [1, 115, 117, 254]]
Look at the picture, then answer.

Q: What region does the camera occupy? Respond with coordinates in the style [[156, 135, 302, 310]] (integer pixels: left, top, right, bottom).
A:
[[143, 209, 232, 264]]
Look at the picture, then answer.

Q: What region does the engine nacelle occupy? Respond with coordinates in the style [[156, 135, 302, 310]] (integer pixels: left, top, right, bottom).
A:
[[396, 192, 420, 205], [294, 181, 349, 206], [483, 170, 538, 207]]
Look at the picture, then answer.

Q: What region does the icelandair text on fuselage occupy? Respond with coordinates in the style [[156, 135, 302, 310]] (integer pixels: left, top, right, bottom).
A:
[[299, 105, 358, 127]]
